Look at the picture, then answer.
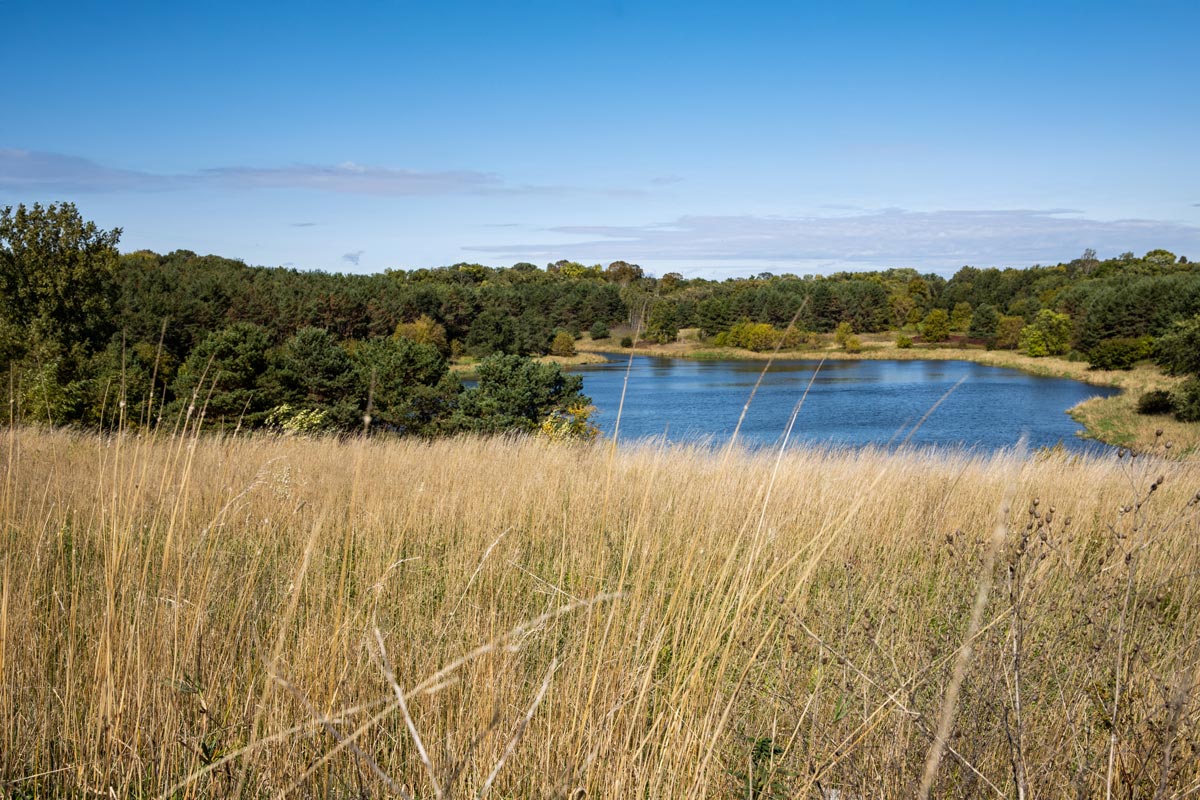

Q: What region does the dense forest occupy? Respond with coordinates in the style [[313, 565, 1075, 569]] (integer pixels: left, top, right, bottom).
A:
[[3, 202, 1200, 433]]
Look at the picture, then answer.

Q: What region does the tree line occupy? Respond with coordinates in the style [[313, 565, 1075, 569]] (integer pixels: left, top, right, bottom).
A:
[[3, 202, 1200, 432]]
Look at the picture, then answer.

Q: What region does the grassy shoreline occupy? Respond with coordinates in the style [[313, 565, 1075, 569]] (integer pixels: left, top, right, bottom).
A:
[[449, 350, 610, 378], [579, 331, 1197, 456]]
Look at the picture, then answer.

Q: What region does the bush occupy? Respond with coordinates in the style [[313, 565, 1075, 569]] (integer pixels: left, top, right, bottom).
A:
[[895, 334, 913, 349], [550, 330, 576, 357], [844, 335, 863, 353], [920, 309, 950, 342], [1088, 337, 1152, 371], [1173, 377, 1200, 422], [968, 303, 1000, 342], [1136, 389, 1175, 415], [994, 315, 1025, 350], [620, 336, 634, 348], [588, 321, 610, 340], [1018, 310, 1072, 357], [1154, 314, 1200, 376], [834, 321, 854, 348]]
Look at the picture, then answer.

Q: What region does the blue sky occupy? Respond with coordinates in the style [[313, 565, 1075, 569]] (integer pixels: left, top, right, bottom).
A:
[[2, 0, 1198, 277]]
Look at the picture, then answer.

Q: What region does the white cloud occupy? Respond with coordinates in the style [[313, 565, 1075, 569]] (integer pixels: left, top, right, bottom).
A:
[[466, 209, 1200, 271], [0, 149, 541, 197]]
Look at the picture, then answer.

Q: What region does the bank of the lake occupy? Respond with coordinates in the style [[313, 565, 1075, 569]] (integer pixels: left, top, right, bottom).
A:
[[578, 331, 1196, 457], [450, 350, 609, 379]]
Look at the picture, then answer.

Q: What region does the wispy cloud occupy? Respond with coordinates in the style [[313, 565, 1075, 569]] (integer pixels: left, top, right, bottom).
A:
[[201, 162, 505, 196], [0, 149, 173, 192], [0, 149, 549, 197], [290, 221, 319, 227], [466, 208, 1200, 271], [342, 250, 365, 266]]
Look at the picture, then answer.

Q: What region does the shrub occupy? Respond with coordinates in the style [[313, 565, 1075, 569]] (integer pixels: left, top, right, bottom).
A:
[[968, 303, 1000, 342], [727, 321, 780, 352], [550, 330, 577, 357], [1173, 377, 1200, 422], [949, 302, 973, 331], [1088, 337, 1151, 371], [394, 314, 449, 355], [994, 315, 1025, 349], [895, 334, 913, 349], [1136, 390, 1175, 415], [920, 309, 950, 342], [1019, 310, 1072, 357], [844, 335, 863, 353], [834, 321, 854, 348], [620, 336, 634, 348], [1154, 314, 1200, 376], [588, 321, 610, 340]]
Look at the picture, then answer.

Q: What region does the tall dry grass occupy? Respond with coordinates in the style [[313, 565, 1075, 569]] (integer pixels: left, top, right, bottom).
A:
[[2, 426, 1199, 797]]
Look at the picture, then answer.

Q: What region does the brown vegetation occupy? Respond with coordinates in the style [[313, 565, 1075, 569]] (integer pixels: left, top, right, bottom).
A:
[[2, 427, 1199, 797]]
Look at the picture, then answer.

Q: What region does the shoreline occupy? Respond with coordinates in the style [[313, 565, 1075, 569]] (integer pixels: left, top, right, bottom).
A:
[[576, 335, 1195, 457]]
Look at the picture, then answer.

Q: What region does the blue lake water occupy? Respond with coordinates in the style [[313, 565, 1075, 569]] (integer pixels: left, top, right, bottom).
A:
[[569, 356, 1121, 453]]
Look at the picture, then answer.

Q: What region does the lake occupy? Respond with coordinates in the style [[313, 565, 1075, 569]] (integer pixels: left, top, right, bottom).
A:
[[569, 355, 1121, 453]]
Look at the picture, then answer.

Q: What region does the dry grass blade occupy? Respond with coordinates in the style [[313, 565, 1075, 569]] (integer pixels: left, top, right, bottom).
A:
[[271, 671, 410, 799], [918, 455, 1020, 798], [476, 657, 559, 798], [373, 627, 444, 800]]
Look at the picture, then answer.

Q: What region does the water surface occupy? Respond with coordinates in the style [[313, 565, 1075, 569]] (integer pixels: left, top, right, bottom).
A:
[[570, 356, 1119, 453]]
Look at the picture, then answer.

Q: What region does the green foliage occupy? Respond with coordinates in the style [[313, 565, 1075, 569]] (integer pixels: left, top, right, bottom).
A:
[[920, 309, 950, 342], [895, 334, 913, 349], [538, 403, 600, 441], [450, 354, 589, 434], [0, 203, 121, 371], [12, 354, 85, 425], [1019, 310, 1072, 357], [727, 321, 782, 352], [588, 320, 610, 340], [1136, 390, 1175, 415], [620, 336, 634, 348], [695, 296, 733, 338], [949, 302, 973, 331], [1087, 337, 1153, 371], [170, 322, 279, 427], [834, 321, 854, 348], [1154, 314, 1200, 376], [646, 300, 681, 344], [353, 337, 456, 435], [844, 335, 863, 353], [394, 314, 449, 355], [550, 330, 577, 357], [264, 403, 331, 434], [994, 315, 1025, 349], [278, 327, 355, 405], [1171, 377, 1200, 422], [968, 303, 1000, 342]]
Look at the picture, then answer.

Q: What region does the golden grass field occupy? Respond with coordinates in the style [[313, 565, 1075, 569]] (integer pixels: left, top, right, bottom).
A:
[[3, 426, 1199, 798]]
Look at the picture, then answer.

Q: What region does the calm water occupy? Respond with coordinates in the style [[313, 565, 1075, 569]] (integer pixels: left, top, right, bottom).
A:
[[569, 356, 1120, 453]]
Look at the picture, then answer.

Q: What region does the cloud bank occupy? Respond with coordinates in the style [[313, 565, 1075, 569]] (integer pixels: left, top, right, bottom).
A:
[[0, 149, 526, 197], [466, 209, 1200, 271]]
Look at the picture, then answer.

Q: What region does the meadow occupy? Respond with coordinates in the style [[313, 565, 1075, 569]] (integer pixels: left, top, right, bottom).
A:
[[2, 426, 1199, 798]]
